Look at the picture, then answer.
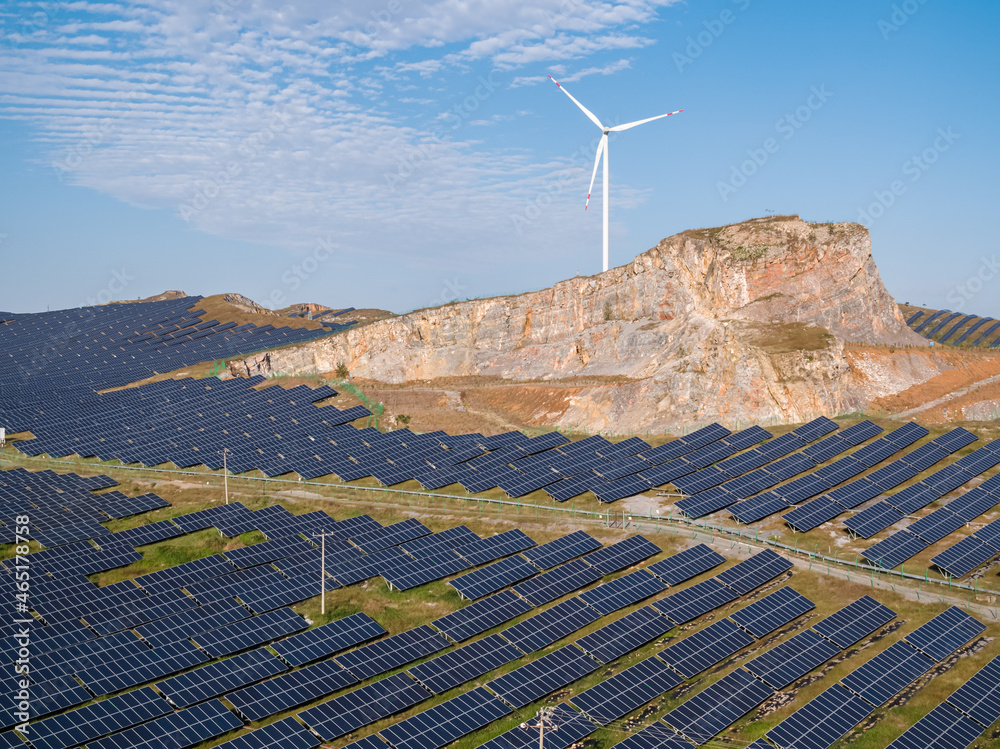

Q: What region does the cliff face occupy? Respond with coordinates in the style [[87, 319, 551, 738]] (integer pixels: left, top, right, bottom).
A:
[[230, 216, 938, 432]]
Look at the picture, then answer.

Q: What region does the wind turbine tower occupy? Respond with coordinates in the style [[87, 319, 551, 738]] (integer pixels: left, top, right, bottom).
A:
[[548, 75, 682, 272]]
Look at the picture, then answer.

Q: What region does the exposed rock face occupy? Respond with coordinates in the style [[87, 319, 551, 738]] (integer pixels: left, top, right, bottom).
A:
[[229, 216, 937, 431]]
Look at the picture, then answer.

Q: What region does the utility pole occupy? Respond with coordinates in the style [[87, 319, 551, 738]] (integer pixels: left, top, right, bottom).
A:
[[521, 707, 558, 748], [315, 531, 333, 615], [220, 447, 230, 504]]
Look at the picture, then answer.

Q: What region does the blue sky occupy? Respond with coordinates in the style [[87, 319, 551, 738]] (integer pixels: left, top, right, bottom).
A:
[[1, 0, 997, 315]]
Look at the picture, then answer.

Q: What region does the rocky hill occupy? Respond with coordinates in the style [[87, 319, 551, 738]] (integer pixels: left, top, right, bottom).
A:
[[227, 216, 960, 432]]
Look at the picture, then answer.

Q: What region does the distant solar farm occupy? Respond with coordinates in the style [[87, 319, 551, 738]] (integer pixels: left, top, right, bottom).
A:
[[1, 298, 999, 748], [904, 306, 1000, 347]]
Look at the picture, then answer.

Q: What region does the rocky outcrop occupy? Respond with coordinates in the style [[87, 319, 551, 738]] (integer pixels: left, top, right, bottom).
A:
[[229, 216, 938, 432]]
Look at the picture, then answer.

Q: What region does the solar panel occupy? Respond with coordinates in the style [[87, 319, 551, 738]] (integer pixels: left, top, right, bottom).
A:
[[783, 496, 849, 532], [522, 530, 602, 569], [907, 507, 966, 544], [213, 717, 320, 749], [135, 597, 250, 648], [812, 595, 896, 648], [271, 612, 386, 667], [647, 543, 726, 585], [975, 517, 1000, 549], [340, 737, 387, 749], [226, 659, 359, 721], [431, 589, 534, 642], [335, 625, 450, 680], [575, 605, 674, 664], [76, 639, 209, 696], [841, 640, 935, 706], [605, 724, 691, 749], [571, 655, 683, 725], [195, 607, 308, 657], [793, 416, 839, 442], [878, 478, 936, 518], [25, 687, 171, 749], [378, 687, 511, 749], [111, 519, 185, 547], [499, 596, 601, 654], [349, 517, 431, 553], [766, 683, 875, 749], [658, 616, 754, 677], [401, 525, 480, 556], [730, 586, 815, 637], [223, 536, 315, 569], [861, 531, 929, 570], [837, 420, 884, 445], [583, 535, 661, 574], [407, 634, 522, 694], [476, 703, 597, 749], [886, 702, 985, 749], [905, 606, 986, 661], [155, 647, 287, 708], [449, 555, 539, 600], [717, 549, 792, 594], [947, 487, 998, 522], [577, 569, 667, 614], [512, 558, 603, 605], [24, 675, 91, 722], [883, 421, 930, 446], [297, 672, 432, 740], [934, 427, 978, 452], [729, 492, 792, 524], [382, 550, 471, 591], [87, 699, 243, 749], [844, 501, 905, 538], [826, 477, 883, 508], [454, 529, 537, 565], [674, 486, 738, 519], [485, 645, 599, 708], [932, 535, 998, 578], [661, 667, 774, 746], [650, 577, 738, 624], [743, 628, 841, 689], [946, 654, 1000, 728]]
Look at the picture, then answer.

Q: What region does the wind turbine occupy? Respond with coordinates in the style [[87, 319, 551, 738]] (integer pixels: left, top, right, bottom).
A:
[[548, 75, 682, 272]]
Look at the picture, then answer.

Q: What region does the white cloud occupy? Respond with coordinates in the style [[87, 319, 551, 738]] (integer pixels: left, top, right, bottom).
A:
[[0, 0, 680, 272]]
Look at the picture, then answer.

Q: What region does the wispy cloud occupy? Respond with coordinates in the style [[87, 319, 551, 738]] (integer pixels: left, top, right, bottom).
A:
[[0, 0, 680, 271]]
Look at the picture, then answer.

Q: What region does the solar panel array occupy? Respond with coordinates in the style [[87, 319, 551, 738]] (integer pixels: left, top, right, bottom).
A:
[[906, 307, 1000, 347], [846, 432, 997, 543], [766, 605, 986, 749], [861, 443, 1000, 570]]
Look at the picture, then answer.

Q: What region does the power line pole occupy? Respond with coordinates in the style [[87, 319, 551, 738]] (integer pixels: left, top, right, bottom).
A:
[[219, 447, 231, 504], [521, 707, 558, 748]]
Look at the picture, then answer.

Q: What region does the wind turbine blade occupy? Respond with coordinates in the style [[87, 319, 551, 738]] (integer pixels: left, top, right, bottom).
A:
[[548, 74, 605, 130], [585, 135, 606, 210], [608, 109, 683, 132]]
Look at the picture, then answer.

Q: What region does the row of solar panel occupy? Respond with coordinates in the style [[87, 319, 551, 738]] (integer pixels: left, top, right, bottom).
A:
[[907, 308, 1000, 347]]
